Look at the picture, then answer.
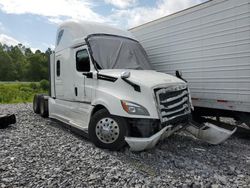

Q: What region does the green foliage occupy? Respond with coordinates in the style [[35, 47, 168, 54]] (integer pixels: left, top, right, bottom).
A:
[[0, 43, 52, 103], [0, 50, 15, 81], [0, 82, 48, 104], [29, 82, 39, 90], [39, 79, 49, 91], [0, 43, 53, 82]]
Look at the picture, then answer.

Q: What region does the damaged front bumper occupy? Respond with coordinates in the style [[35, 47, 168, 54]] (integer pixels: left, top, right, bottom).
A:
[[125, 124, 183, 151], [186, 122, 237, 145], [125, 121, 236, 151]]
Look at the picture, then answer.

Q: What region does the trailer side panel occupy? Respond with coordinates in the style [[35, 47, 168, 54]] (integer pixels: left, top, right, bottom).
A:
[[130, 0, 250, 113]]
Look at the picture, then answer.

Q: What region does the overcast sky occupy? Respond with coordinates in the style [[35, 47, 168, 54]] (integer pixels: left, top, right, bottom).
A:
[[0, 0, 206, 52]]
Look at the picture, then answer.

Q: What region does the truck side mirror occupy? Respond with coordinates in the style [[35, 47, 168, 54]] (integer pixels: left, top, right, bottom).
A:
[[176, 70, 187, 83], [175, 70, 182, 78], [121, 71, 130, 79]]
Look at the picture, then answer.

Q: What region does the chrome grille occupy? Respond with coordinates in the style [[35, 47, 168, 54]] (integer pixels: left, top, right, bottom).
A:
[[155, 85, 190, 123]]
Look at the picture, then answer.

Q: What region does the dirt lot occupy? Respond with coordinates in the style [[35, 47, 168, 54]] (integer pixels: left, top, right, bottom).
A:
[[0, 103, 250, 188]]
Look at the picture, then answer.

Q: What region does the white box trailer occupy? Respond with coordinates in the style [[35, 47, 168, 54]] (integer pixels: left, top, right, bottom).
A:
[[33, 21, 236, 151], [129, 0, 250, 125]]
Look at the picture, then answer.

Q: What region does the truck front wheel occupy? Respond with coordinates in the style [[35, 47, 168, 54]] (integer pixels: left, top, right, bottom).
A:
[[89, 109, 128, 151]]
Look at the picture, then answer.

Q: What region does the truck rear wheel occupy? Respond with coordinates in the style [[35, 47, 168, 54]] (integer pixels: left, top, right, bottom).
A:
[[33, 94, 44, 114], [88, 109, 128, 151], [39, 96, 49, 118]]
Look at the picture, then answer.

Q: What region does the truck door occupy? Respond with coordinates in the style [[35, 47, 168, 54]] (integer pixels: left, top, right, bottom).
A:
[[73, 46, 93, 102], [55, 54, 64, 99]]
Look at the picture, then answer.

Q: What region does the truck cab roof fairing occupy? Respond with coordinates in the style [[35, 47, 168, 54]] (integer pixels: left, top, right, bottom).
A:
[[55, 21, 136, 52], [85, 34, 153, 70]]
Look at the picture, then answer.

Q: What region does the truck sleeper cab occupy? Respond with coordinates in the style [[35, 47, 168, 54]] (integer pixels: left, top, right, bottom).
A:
[[33, 21, 234, 151]]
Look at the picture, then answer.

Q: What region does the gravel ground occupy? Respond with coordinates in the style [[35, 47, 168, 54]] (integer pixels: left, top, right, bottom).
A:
[[0, 103, 249, 188]]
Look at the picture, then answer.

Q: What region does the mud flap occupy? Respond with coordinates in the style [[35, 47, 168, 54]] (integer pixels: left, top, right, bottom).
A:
[[186, 122, 237, 145]]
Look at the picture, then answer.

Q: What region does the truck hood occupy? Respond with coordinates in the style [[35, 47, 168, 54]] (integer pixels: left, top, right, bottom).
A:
[[98, 69, 185, 88]]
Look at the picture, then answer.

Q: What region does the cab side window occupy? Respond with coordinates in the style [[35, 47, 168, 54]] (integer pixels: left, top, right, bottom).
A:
[[76, 49, 90, 72], [57, 30, 64, 46], [56, 60, 60, 76]]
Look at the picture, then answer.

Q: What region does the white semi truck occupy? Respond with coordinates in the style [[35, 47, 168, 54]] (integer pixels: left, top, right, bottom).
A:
[[33, 21, 235, 151], [129, 0, 250, 127]]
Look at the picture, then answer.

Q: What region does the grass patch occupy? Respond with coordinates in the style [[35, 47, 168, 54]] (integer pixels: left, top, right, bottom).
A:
[[0, 82, 48, 104]]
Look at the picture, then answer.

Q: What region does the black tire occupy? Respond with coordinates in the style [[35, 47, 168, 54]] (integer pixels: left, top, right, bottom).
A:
[[88, 109, 128, 151], [0, 115, 9, 129], [33, 94, 41, 114], [39, 96, 49, 118], [33, 94, 46, 114], [0, 114, 16, 129]]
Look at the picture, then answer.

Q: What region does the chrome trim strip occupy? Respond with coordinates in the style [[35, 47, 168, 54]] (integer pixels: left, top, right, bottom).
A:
[[161, 90, 188, 103], [155, 85, 187, 94], [161, 104, 188, 116], [162, 110, 190, 123], [160, 97, 188, 110]]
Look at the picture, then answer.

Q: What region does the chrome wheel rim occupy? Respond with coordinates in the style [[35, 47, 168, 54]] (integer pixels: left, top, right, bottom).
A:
[[95, 117, 120, 144]]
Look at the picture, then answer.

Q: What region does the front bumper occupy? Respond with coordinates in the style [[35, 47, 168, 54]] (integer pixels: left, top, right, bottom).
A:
[[186, 121, 237, 145], [125, 124, 183, 151]]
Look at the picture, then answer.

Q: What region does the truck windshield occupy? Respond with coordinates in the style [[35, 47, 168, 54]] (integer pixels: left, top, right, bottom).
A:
[[86, 34, 153, 70]]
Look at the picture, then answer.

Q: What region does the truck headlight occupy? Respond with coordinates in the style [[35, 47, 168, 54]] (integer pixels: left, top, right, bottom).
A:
[[121, 100, 150, 116]]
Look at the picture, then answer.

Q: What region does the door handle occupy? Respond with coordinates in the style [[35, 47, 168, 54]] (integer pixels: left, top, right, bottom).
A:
[[82, 72, 93, 78], [74, 87, 78, 96]]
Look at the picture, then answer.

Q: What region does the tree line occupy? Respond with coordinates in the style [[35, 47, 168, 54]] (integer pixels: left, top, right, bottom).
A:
[[0, 43, 52, 81]]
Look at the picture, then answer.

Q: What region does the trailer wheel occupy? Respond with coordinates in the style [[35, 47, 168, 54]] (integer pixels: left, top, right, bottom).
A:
[[33, 94, 42, 114], [39, 96, 49, 118], [88, 109, 128, 151]]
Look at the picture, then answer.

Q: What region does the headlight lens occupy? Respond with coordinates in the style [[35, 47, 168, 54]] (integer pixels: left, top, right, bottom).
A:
[[121, 100, 150, 116]]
